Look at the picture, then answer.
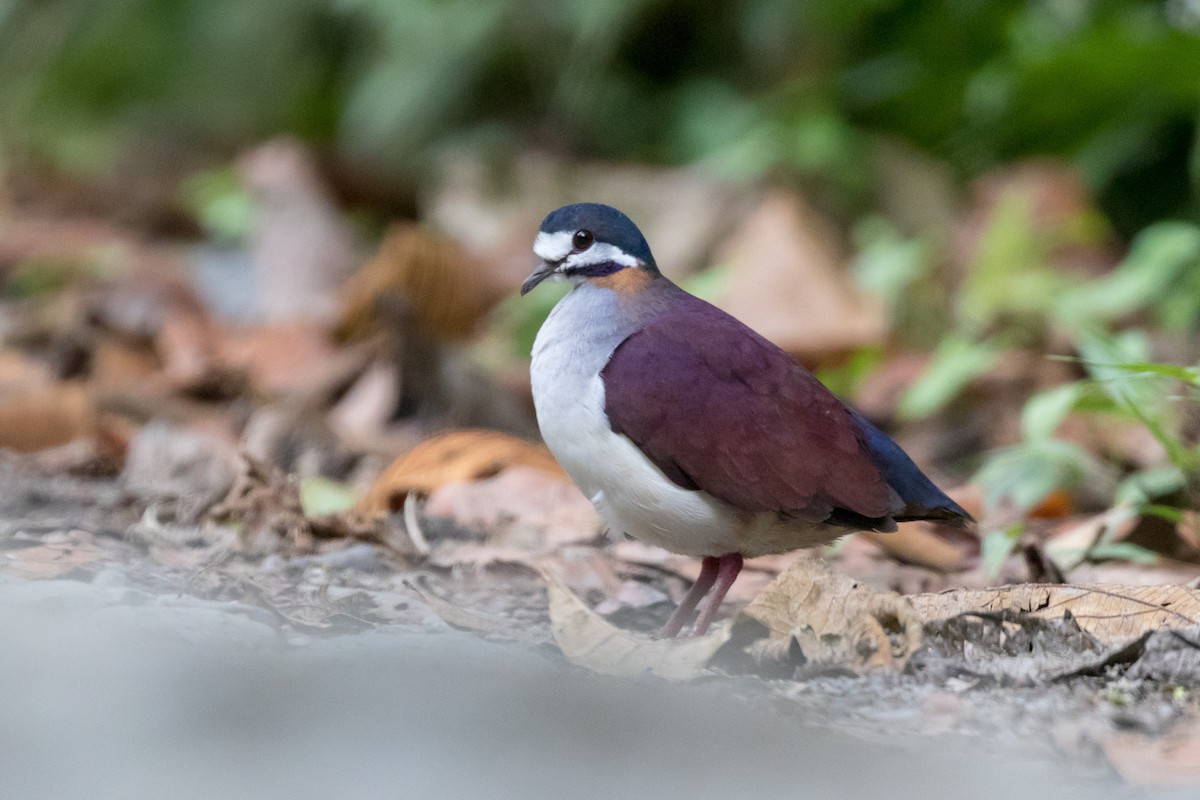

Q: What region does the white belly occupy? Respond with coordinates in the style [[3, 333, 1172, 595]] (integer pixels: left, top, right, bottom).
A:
[[536, 371, 742, 556], [534, 367, 836, 557]]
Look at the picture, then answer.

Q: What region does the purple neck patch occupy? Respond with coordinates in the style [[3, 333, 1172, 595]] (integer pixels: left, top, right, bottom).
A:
[[567, 261, 632, 279]]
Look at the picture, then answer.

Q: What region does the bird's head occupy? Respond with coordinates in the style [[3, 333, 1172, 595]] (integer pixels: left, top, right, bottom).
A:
[[521, 203, 658, 295]]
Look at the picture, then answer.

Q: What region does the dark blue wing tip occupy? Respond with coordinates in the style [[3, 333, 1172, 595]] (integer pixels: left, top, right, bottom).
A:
[[853, 412, 974, 527]]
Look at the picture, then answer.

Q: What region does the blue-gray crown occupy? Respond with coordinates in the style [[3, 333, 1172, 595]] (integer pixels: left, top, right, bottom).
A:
[[538, 203, 657, 268]]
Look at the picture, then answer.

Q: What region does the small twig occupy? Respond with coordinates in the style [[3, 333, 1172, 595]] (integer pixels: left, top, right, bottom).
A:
[[402, 492, 431, 557]]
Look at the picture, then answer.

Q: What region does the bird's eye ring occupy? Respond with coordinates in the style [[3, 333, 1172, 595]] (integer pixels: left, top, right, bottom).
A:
[[572, 229, 594, 251]]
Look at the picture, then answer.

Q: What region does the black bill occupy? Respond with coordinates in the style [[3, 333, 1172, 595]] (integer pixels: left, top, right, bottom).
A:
[[520, 261, 559, 295]]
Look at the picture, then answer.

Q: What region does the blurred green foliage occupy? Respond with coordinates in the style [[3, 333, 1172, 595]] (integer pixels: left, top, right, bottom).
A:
[[2, 0, 1198, 231]]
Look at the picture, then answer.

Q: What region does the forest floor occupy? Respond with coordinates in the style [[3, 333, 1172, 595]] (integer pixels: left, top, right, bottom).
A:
[[4, 460, 1194, 800]]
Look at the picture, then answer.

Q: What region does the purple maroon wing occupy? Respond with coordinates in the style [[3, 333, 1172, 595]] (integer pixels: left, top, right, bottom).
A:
[[600, 298, 901, 527]]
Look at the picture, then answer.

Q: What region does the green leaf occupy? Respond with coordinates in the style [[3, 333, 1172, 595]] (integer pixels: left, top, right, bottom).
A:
[[815, 347, 884, 399], [1020, 382, 1085, 442], [1114, 466, 1188, 506], [974, 440, 1097, 514], [1141, 504, 1186, 524], [981, 523, 1024, 578], [179, 166, 255, 242], [300, 477, 356, 517], [850, 217, 932, 306], [898, 335, 1002, 419], [957, 190, 1075, 332], [1100, 361, 1200, 386], [1086, 542, 1160, 565], [1056, 222, 1200, 330], [1078, 330, 1196, 472]]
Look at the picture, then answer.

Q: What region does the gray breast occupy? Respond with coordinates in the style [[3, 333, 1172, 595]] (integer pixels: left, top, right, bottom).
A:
[[530, 284, 633, 410]]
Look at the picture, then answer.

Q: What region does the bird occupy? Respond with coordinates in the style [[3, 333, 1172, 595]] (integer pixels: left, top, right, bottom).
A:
[[523, 203, 972, 638]]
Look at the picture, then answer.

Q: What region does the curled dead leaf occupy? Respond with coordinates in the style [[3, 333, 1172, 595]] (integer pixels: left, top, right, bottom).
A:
[[337, 222, 503, 343], [859, 521, 972, 573], [541, 568, 736, 681], [740, 559, 924, 671], [357, 429, 565, 515]]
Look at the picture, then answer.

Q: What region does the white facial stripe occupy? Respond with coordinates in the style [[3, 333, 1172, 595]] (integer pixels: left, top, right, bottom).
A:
[[571, 242, 639, 268], [534, 231, 641, 270], [533, 231, 574, 262]]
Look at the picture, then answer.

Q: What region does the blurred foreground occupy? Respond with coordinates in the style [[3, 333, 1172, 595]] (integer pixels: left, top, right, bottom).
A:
[[2, 571, 1137, 800]]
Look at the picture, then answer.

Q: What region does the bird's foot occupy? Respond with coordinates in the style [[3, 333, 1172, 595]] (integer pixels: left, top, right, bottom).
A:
[[656, 552, 744, 638]]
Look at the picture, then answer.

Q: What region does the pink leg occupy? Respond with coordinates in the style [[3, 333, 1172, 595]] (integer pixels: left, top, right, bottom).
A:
[[658, 556, 719, 638], [690, 553, 743, 636]]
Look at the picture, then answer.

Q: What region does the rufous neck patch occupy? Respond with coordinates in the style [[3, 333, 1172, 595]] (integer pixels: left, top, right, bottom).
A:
[[591, 267, 652, 294]]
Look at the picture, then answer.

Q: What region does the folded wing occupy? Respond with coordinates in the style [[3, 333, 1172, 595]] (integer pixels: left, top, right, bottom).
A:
[[601, 297, 903, 530]]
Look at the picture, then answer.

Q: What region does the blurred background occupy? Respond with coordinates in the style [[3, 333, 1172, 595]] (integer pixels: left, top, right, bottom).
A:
[[2, 0, 1200, 604]]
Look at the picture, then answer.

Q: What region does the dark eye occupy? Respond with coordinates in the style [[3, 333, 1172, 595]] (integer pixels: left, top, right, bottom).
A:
[[572, 229, 594, 251]]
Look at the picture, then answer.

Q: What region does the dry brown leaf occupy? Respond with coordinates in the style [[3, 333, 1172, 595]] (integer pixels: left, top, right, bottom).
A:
[[425, 150, 751, 285], [0, 382, 94, 452], [337, 221, 502, 343], [910, 584, 1200, 646], [0, 349, 56, 391], [859, 522, 971, 572], [955, 159, 1117, 282], [425, 467, 599, 545], [542, 568, 735, 680], [714, 190, 887, 364], [1103, 717, 1200, 788], [91, 336, 161, 393], [358, 430, 566, 515], [327, 361, 399, 444], [1045, 504, 1200, 569], [218, 322, 364, 397], [1043, 506, 1141, 568], [156, 303, 225, 392], [209, 455, 314, 554], [741, 559, 924, 671], [240, 137, 362, 324], [91, 275, 231, 395], [2, 530, 103, 579], [1064, 560, 1200, 587]]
